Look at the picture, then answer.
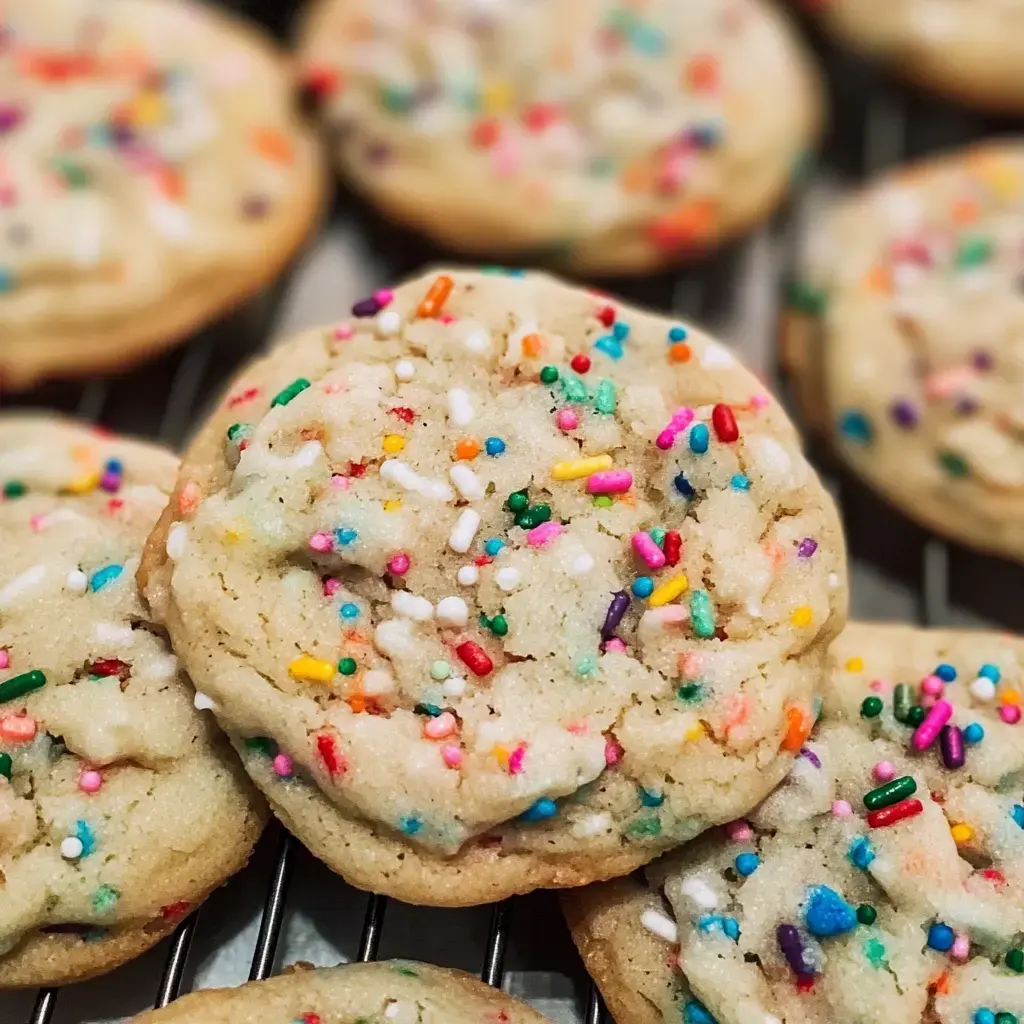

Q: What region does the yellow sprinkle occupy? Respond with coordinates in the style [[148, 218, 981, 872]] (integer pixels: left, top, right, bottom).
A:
[[481, 78, 514, 115], [133, 91, 168, 127], [649, 574, 689, 607], [845, 657, 865, 673], [551, 455, 613, 481], [790, 606, 813, 628], [382, 499, 402, 512], [288, 655, 336, 683], [382, 434, 406, 454], [222, 524, 246, 544], [684, 720, 705, 742], [950, 823, 973, 844], [65, 470, 101, 494], [1000, 687, 1021, 706], [491, 743, 509, 768]]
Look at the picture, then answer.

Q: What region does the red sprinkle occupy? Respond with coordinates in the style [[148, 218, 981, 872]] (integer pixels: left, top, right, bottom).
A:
[[302, 1015, 322, 1024], [597, 305, 616, 327], [663, 530, 682, 567], [347, 461, 367, 478], [88, 658, 130, 681], [604, 735, 624, 766], [316, 732, 347, 776], [570, 353, 592, 374], [390, 406, 416, 423], [474, 555, 494, 567], [456, 641, 493, 677], [983, 868, 1006, 887], [161, 901, 191, 920], [227, 386, 260, 408], [711, 403, 739, 443], [867, 797, 923, 828]]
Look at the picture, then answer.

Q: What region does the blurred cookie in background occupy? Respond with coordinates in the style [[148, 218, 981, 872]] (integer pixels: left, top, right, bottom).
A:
[[782, 141, 1024, 563], [298, 0, 821, 276], [0, 0, 326, 390]]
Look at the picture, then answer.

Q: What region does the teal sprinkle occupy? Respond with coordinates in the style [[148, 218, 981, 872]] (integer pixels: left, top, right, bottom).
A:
[[649, 527, 667, 546], [0, 268, 13, 293], [226, 422, 252, 442], [594, 379, 616, 414], [626, 816, 661, 839], [92, 884, 120, 914], [414, 703, 442, 717], [560, 374, 589, 403], [690, 590, 715, 638], [639, 788, 664, 807], [630, 23, 665, 53], [89, 564, 123, 592], [575, 654, 597, 677], [74, 820, 96, 858], [839, 410, 873, 446], [589, 155, 615, 178], [677, 682, 703, 703], [379, 84, 415, 113], [594, 336, 624, 360], [399, 815, 423, 835], [863, 937, 888, 968], [682, 1000, 716, 1024]]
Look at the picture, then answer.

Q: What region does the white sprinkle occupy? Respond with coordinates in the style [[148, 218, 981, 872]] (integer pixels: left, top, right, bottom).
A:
[[376, 309, 402, 337], [94, 622, 134, 645], [375, 618, 415, 657], [447, 388, 475, 427], [0, 565, 47, 609], [194, 691, 219, 712], [970, 676, 996, 702], [391, 591, 434, 621], [828, 573, 841, 589], [380, 459, 454, 502], [442, 675, 467, 697], [436, 596, 469, 627], [60, 836, 84, 860], [681, 877, 718, 909], [449, 464, 485, 501], [640, 908, 678, 944], [572, 812, 612, 837], [700, 343, 735, 369], [384, 1003, 401, 1019], [150, 653, 179, 679], [149, 200, 192, 240], [166, 523, 189, 561], [463, 327, 491, 354], [395, 359, 415, 382], [292, 441, 324, 468], [495, 567, 521, 592], [457, 564, 480, 586], [65, 569, 88, 595], [448, 509, 481, 553], [568, 553, 595, 576], [362, 669, 395, 696]]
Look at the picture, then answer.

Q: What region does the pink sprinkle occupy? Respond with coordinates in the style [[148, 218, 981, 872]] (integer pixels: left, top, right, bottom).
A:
[[79, 770, 103, 794], [725, 819, 752, 841], [29, 514, 47, 532], [323, 578, 341, 597], [869, 678, 886, 692], [632, 531, 666, 569], [604, 737, 624, 766], [439, 314, 456, 325], [423, 711, 457, 740], [999, 704, 1022, 724], [527, 521, 563, 548], [0, 650, 8, 670], [374, 289, 394, 306], [333, 323, 354, 340], [750, 393, 770, 410], [323, 382, 344, 395], [656, 428, 679, 450], [921, 694, 937, 709], [555, 409, 579, 431], [831, 800, 853, 817], [388, 553, 411, 575], [330, 474, 351, 490], [603, 638, 626, 653], [587, 469, 633, 495], [508, 744, 526, 774], [441, 744, 463, 768], [272, 753, 293, 778], [873, 760, 895, 782], [682, 653, 703, 678], [565, 721, 588, 735], [921, 674, 944, 697], [950, 934, 970, 960], [912, 698, 952, 750], [670, 407, 695, 429], [309, 532, 334, 553], [0, 715, 36, 743]]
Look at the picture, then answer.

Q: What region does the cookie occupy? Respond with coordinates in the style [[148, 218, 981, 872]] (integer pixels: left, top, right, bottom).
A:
[[0, 0, 326, 390], [139, 267, 847, 906], [297, 0, 820, 276], [805, 0, 1024, 112], [564, 621, 1024, 1024], [128, 960, 554, 1024], [781, 142, 1024, 562], [0, 415, 265, 989]]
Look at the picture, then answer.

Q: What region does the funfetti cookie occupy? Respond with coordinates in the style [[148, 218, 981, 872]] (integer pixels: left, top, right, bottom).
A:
[[139, 267, 847, 907], [564, 621, 1024, 1024], [297, 0, 820, 276], [128, 960, 555, 1024], [0, 416, 265, 989], [0, 0, 326, 389], [804, 0, 1024, 113], [782, 142, 1024, 563]]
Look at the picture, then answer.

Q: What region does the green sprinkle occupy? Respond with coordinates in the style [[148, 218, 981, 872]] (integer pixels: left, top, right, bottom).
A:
[[429, 660, 451, 681], [1007, 948, 1024, 973], [92, 885, 120, 914], [893, 682, 913, 723], [338, 658, 358, 676], [906, 705, 926, 727], [690, 590, 715, 639], [649, 527, 666, 547], [955, 236, 993, 269], [860, 696, 883, 718], [539, 366, 559, 384], [245, 736, 277, 757], [392, 964, 419, 978], [939, 451, 969, 478], [506, 489, 530, 513], [515, 504, 551, 530], [414, 702, 442, 717], [626, 816, 661, 839], [2, 480, 25, 499], [864, 776, 917, 811], [51, 155, 91, 189], [575, 654, 597, 677], [226, 422, 252, 442], [594, 379, 616, 414], [379, 84, 415, 113], [560, 374, 589, 403], [593, 495, 613, 508], [270, 378, 311, 408], [995, 1014, 1019, 1024], [677, 683, 703, 703], [489, 614, 509, 637], [0, 669, 46, 704], [863, 937, 887, 968], [0, 752, 11, 780], [856, 904, 877, 926], [785, 279, 827, 316]]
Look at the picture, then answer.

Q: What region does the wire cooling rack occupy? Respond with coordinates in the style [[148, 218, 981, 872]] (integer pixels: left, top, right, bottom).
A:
[[3, 39, 1021, 1024]]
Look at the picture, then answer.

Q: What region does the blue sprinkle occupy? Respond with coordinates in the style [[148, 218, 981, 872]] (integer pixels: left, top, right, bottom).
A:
[[973, 1011, 995, 1024], [521, 797, 557, 821], [978, 663, 1001, 683], [630, 24, 665, 54], [926, 923, 955, 952], [848, 836, 876, 870], [340, 603, 360, 620], [0, 268, 13, 293], [335, 528, 358, 546], [697, 915, 739, 941], [730, 474, 750, 491], [75, 820, 96, 858], [838, 410, 873, 445], [594, 336, 624, 360], [673, 473, 694, 498], [399, 815, 423, 836], [668, 326, 688, 343], [688, 423, 710, 455], [631, 577, 654, 599], [104, 459, 124, 475], [1011, 804, 1024, 829], [485, 437, 506, 456], [935, 663, 957, 682], [963, 723, 984, 744], [803, 885, 857, 938], [483, 537, 505, 557], [735, 853, 760, 877], [639, 788, 664, 807], [683, 1001, 716, 1024], [89, 565, 123, 592], [612, 321, 630, 341]]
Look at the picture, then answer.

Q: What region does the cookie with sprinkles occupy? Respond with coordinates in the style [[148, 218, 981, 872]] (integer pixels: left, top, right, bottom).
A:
[[0, 415, 265, 988], [139, 267, 846, 906], [565, 620, 1024, 1024], [782, 141, 1024, 563], [0, 0, 326, 389], [296, 0, 820, 276], [128, 960, 554, 1024], [803, 0, 1024, 112]]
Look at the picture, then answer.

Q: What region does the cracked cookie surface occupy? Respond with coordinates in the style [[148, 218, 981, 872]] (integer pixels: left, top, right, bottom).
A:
[[140, 267, 846, 906]]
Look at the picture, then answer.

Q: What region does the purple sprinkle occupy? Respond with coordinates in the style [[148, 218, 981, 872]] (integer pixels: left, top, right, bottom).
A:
[[0, 105, 23, 134], [242, 196, 271, 219], [601, 591, 630, 639], [954, 397, 978, 417], [939, 724, 965, 770], [351, 296, 382, 318], [797, 538, 818, 559], [889, 399, 919, 429], [777, 923, 814, 979], [799, 746, 821, 768], [364, 140, 391, 166], [972, 349, 993, 372]]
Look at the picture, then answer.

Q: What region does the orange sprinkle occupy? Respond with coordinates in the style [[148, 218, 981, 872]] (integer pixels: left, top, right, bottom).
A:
[[930, 971, 952, 996], [455, 438, 480, 460], [177, 481, 202, 517], [649, 200, 717, 250], [781, 706, 811, 752], [1001, 687, 1021, 706], [668, 343, 692, 363], [418, 275, 454, 318], [762, 541, 786, 569], [950, 196, 980, 226], [153, 166, 184, 200], [863, 265, 892, 294], [621, 158, 654, 194], [521, 333, 543, 358], [250, 127, 295, 166], [685, 54, 719, 92]]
